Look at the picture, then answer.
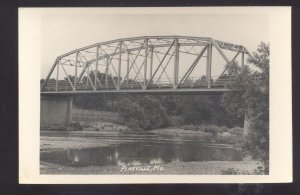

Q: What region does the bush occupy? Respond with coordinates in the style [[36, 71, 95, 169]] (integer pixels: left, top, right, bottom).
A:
[[202, 125, 219, 136], [118, 96, 172, 130], [252, 166, 265, 175], [220, 126, 228, 133], [182, 125, 190, 130], [228, 127, 243, 136], [182, 124, 199, 131], [221, 168, 240, 175], [126, 119, 141, 131], [68, 122, 83, 131], [171, 116, 184, 127]]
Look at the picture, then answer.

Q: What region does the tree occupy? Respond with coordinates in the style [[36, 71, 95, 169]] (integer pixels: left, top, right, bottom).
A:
[[73, 94, 109, 110], [180, 95, 214, 125], [223, 42, 269, 174], [119, 98, 148, 130], [138, 96, 172, 129], [64, 75, 75, 83], [157, 95, 183, 116], [118, 96, 172, 130]]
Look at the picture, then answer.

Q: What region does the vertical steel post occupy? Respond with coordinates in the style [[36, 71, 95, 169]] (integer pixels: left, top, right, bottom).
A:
[[241, 47, 245, 68], [56, 63, 59, 91], [106, 56, 109, 89], [206, 43, 212, 88], [118, 42, 122, 90], [150, 46, 154, 81], [173, 38, 179, 89], [95, 45, 99, 89], [74, 52, 78, 91], [126, 50, 130, 86], [144, 39, 148, 88], [86, 66, 90, 89]]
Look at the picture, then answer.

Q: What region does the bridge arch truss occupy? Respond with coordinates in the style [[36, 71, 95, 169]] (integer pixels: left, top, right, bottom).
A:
[[41, 35, 253, 93]]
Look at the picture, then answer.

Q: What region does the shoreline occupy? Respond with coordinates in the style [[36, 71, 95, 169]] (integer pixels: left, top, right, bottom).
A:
[[40, 130, 131, 152], [40, 160, 261, 175], [41, 128, 240, 152]]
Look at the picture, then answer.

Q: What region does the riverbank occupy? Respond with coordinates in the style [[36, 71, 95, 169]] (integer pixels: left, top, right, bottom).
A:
[[41, 130, 131, 152], [41, 128, 238, 153], [40, 160, 261, 175]]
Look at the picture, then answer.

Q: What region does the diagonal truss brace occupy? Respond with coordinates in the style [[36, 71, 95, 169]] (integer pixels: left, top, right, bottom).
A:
[[176, 44, 209, 88], [132, 50, 152, 88], [61, 64, 75, 91], [156, 51, 175, 85], [145, 41, 175, 89], [98, 44, 120, 88], [153, 51, 172, 84], [217, 50, 241, 80], [120, 42, 146, 88], [84, 67, 96, 90]]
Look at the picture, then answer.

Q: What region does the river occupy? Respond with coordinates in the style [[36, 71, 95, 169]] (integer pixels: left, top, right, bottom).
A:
[[40, 130, 242, 168]]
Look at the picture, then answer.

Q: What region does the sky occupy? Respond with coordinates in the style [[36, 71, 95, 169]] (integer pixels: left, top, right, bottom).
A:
[[41, 12, 269, 79]]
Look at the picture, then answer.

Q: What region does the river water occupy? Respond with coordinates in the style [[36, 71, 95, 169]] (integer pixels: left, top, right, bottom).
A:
[[41, 131, 242, 167]]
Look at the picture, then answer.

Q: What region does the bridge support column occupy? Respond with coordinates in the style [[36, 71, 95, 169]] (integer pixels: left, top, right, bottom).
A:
[[173, 38, 179, 89], [40, 96, 72, 128], [206, 43, 212, 88]]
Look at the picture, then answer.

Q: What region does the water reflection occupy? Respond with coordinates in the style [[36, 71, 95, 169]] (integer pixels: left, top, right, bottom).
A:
[[41, 141, 242, 167]]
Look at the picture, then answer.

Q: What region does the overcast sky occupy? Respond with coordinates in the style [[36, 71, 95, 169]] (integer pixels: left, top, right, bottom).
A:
[[41, 12, 269, 78]]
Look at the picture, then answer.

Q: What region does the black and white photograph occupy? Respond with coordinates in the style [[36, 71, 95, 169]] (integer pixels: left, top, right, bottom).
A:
[[19, 7, 292, 183]]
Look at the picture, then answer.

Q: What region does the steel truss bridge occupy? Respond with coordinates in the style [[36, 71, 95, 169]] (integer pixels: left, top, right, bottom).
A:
[[41, 36, 254, 95]]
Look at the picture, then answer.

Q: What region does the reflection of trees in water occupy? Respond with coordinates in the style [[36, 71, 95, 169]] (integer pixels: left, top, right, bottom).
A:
[[211, 147, 242, 161], [41, 141, 243, 167], [64, 146, 119, 166], [156, 143, 176, 163], [117, 142, 157, 164]]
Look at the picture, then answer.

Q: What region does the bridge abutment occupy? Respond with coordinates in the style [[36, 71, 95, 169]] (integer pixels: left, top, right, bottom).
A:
[[40, 96, 72, 128]]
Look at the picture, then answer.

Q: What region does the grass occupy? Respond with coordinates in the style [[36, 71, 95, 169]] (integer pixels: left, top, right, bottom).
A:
[[72, 107, 124, 124]]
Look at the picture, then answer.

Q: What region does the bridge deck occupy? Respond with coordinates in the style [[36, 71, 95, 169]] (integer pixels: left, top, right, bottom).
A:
[[41, 87, 230, 96]]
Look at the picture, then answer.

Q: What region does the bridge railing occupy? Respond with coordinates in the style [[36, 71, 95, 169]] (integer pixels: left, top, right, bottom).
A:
[[41, 75, 263, 92]]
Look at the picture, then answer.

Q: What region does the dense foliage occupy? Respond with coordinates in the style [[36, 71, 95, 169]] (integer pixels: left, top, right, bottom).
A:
[[223, 42, 269, 173], [70, 93, 243, 131], [118, 96, 172, 130]]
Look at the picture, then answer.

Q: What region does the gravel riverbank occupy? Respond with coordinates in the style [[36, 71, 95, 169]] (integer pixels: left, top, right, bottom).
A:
[[41, 130, 130, 152], [40, 160, 261, 175]]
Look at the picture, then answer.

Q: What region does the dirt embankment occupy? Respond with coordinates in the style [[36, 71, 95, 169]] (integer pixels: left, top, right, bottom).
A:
[[72, 107, 124, 124]]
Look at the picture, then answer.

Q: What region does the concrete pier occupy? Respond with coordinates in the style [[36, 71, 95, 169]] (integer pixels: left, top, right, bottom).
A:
[[40, 96, 72, 128]]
